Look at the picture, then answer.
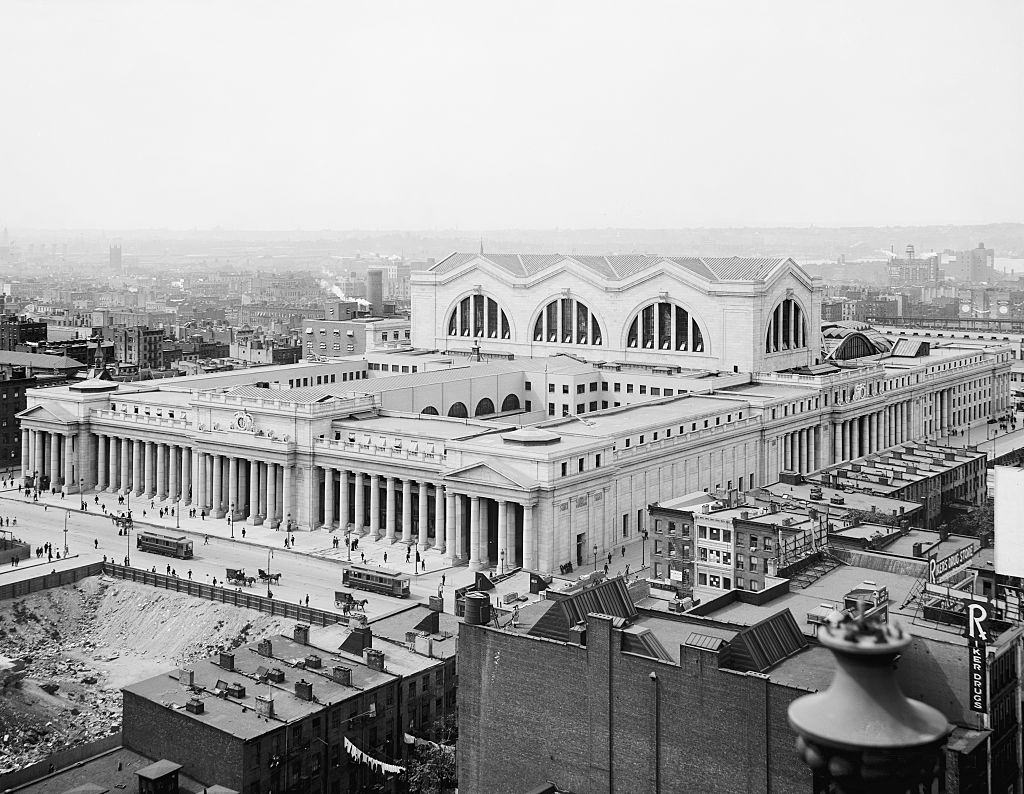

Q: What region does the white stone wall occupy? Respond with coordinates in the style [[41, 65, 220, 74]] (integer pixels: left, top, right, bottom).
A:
[[410, 256, 821, 373]]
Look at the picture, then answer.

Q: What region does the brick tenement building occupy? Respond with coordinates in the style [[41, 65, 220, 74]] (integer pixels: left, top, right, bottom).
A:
[[122, 620, 454, 793], [457, 579, 812, 794]]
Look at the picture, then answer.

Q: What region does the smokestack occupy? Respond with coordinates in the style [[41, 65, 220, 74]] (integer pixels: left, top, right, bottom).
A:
[[367, 270, 384, 315]]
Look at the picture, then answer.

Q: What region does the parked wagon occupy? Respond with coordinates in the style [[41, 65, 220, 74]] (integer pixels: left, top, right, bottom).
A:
[[258, 568, 281, 584], [334, 591, 368, 613], [226, 568, 254, 587], [341, 564, 410, 598]]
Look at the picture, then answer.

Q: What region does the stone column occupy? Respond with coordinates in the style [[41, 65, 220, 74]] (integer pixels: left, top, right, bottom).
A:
[[181, 447, 191, 505], [353, 472, 365, 535], [168, 446, 179, 501], [228, 457, 239, 519], [369, 474, 381, 539], [249, 461, 261, 524], [479, 499, 490, 568], [401, 479, 412, 543], [418, 480, 430, 550], [282, 465, 294, 530], [497, 499, 508, 573], [197, 453, 208, 510], [322, 466, 334, 530], [141, 441, 154, 498], [385, 477, 396, 541], [338, 469, 349, 532], [108, 437, 119, 492], [444, 491, 456, 561], [62, 434, 74, 490], [49, 432, 61, 486], [130, 440, 141, 495], [212, 454, 224, 517], [156, 444, 167, 500], [238, 460, 248, 519], [469, 495, 482, 569], [20, 429, 29, 478], [266, 463, 278, 526], [434, 483, 446, 553], [96, 434, 107, 491], [523, 502, 535, 571]]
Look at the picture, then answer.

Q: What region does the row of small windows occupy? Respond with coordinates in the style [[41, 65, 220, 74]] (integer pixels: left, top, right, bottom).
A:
[[288, 371, 366, 387], [420, 394, 522, 418]]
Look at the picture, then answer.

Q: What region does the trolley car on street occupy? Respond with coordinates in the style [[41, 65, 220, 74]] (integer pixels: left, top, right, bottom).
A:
[[136, 531, 193, 559], [341, 564, 410, 598]]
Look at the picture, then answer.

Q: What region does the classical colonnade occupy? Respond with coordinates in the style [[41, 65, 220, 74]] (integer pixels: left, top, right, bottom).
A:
[[316, 466, 534, 570], [21, 427, 537, 571]]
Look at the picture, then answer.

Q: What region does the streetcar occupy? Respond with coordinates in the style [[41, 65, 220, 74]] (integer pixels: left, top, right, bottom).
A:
[[341, 564, 410, 598], [136, 531, 193, 559]]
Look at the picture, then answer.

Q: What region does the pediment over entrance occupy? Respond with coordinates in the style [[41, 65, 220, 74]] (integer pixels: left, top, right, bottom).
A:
[[444, 460, 532, 491]]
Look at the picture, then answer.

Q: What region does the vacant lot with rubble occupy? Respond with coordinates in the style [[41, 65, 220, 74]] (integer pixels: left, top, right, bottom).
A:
[[0, 576, 292, 773]]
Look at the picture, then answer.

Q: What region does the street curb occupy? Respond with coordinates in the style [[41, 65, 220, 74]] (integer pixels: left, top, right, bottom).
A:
[[0, 493, 464, 577]]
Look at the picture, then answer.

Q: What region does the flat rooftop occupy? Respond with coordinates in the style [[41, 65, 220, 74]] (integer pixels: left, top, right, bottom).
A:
[[761, 480, 920, 519], [538, 394, 748, 438], [11, 746, 205, 793], [122, 631, 398, 741], [333, 412, 504, 441]]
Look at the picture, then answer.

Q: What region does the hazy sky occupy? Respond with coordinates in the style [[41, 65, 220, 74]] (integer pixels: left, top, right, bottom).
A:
[[2, 1, 1021, 230]]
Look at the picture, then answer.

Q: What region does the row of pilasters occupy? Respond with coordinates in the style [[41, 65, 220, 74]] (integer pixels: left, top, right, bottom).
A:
[[781, 426, 820, 473], [315, 465, 538, 570]]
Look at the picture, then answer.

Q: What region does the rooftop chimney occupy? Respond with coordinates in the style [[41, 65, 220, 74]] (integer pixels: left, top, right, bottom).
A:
[[364, 648, 385, 672], [305, 654, 322, 670], [180, 669, 194, 687], [255, 695, 274, 718], [332, 666, 352, 686], [293, 624, 310, 645], [185, 698, 204, 714], [257, 639, 273, 657], [294, 679, 313, 701], [219, 652, 234, 671]]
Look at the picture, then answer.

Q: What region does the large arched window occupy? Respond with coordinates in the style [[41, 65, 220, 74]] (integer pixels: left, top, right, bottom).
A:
[[446, 294, 511, 339], [475, 398, 495, 416], [766, 298, 808, 353], [626, 302, 706, 352], [500, 394, 520, 412], [448, 402, 468, 418], [532, 297, 603, 345]]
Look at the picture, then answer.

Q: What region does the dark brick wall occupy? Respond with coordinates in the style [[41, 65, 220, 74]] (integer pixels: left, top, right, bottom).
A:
[[457, 617, 812, 794], [122, 690, 246, 790]]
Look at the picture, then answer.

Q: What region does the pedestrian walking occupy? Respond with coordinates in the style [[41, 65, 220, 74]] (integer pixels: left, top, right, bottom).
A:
[[441, 574, 446, 587], [360, 552, 365, 563], [241, 528, 246, 539], [305, 594, 309, 607], [204, 535, 209, 545], [188, 570, 192, 579], [383, 552, 388, 564], [94, 539, 98, 550], [621, 545, 625, 557], [421, 559, 426, 571]]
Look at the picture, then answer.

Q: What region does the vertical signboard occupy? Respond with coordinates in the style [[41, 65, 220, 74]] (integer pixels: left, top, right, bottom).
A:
[[994, 466, 1024, 578], [964, 600, 991, 715]]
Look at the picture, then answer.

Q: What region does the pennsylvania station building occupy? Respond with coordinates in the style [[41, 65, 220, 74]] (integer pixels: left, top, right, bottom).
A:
[[17, 254, 1012, 586]]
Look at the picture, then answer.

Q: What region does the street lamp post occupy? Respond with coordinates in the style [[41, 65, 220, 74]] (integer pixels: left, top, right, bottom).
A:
[[345, 528, 351, 562], [788, 610, 949, 793], [63, 512, 70, 556], [266, 548, 274, 597], [641, 530, 648, 568], [593, 544, 597, 571], [229, 502, 235, 539], [499, 549, 505, 575]]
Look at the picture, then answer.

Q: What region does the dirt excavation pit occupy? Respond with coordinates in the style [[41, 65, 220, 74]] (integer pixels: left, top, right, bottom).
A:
[[0, 576, 293, 774]]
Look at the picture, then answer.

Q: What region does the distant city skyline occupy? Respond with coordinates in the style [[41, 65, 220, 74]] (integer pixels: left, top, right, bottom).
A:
[[1, 0, 1021, 230]]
